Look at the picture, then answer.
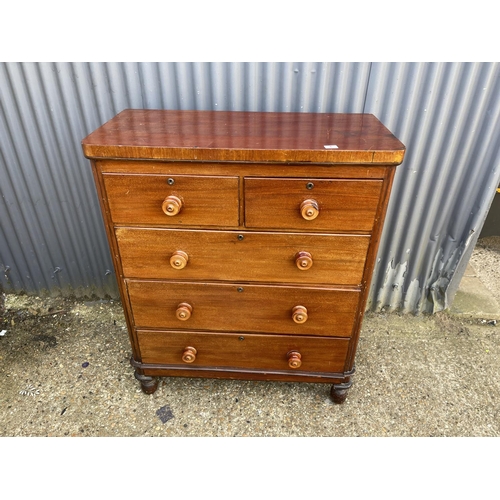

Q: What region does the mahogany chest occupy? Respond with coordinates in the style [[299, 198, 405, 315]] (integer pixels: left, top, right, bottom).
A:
[[82, 109, 405, 403]]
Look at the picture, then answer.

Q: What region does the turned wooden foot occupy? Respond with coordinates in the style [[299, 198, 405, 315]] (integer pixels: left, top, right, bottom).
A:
[[134, 370, 159, 394], [330, 380, 353, 404]]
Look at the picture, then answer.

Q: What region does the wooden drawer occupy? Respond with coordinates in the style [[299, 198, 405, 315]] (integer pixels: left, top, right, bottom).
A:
[[103, 173, 239, 226], [127, 280, 360, 337], [116, 227, 370, 285], [244, 177, 383, 232], [137, 330, 350, 373]]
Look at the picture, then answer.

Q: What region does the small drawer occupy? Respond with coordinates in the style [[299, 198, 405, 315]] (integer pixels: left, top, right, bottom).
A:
[[116, 227, 370, 285], [127, 280, 360, 337], [244, 177, 383, 232], [102, 173, 239, 226], [137, 330, 350, 374]]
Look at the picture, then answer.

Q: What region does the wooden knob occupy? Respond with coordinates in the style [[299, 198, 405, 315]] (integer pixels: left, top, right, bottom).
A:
[[287, 351, 302, 369], [295, 251, 313, 270], [176, 302, 192, 321], [292, 305, 308, 324], [182, 346, 197, 363], [162, 195, 183, 216], [300, 199, 319, 220], [170, 250, 188, 269]]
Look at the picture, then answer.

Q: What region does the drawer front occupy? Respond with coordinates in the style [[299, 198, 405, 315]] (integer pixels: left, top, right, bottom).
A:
[[244, 177, 383, 232], [137, 330, 350, 373], [127, 280, 359, 337], [103, 173, 239, 226], [116, 228, 370, 285]]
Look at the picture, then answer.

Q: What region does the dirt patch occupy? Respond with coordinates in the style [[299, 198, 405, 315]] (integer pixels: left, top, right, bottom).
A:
[[470, 236, 500, 304]]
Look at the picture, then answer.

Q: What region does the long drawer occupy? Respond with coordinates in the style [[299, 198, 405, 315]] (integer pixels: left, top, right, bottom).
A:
[[127, 280, 360, 337], [103, 173, 239, 226], [116, 228, 370, 285], [137, 329, 350, 373], [244, 177, 383, 232]]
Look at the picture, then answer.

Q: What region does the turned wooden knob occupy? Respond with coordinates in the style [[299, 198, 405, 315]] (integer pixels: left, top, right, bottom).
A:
[[292, 305, 308, 324], [295, 251, 313, 270], [182, 346, 197, 363], [162, 195, 183, 216], [287, 351, 302, 369], [170, 250, 188, 269], [300, 199, 319, 220], [176, 302, 192, 321]]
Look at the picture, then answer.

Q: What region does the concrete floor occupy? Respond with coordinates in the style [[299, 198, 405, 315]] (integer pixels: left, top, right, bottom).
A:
[[1, 237, 499, 437]]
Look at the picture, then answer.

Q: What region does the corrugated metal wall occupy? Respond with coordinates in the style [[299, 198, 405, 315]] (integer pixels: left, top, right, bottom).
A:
[[1, 62, 499, 313]]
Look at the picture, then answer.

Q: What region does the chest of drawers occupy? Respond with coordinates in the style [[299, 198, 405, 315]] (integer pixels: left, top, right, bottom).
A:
[[82, 110, 405, 403]]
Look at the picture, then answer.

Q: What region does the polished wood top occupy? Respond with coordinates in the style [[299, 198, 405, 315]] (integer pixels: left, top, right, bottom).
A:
[[82, 109, 405, 164]]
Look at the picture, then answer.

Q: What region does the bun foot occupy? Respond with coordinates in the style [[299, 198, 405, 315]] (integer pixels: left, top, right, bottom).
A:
[[134, 371, 159, 394], [330, 380, 353, 404]]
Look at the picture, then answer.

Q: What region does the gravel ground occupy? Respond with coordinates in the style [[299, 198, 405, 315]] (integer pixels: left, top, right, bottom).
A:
[[1, 237, 499, 438], [470, 236, 500, 305]]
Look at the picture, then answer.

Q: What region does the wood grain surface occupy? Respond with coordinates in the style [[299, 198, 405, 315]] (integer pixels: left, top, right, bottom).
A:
[[116, 228, 370, 285], [136, 329, 350, 373], [245, 177, 383, 231], [97, 160, 390, 179], [127, 280, 360, 337], [103, 173, 239, 226], [82, 110, 406, 164]]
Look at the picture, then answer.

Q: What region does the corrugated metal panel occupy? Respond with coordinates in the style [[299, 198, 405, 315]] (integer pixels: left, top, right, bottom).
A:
[[364, 62, 500, 313], [0, 63, 117, 297], [1, 62, 499, 313]]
